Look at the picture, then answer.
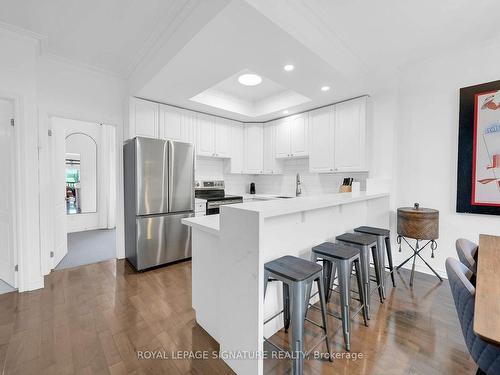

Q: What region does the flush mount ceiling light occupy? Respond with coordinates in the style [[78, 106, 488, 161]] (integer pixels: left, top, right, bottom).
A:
[[238, 73, 262, 86], [321, 86, 330, 92], [283, 64, 294, 72]]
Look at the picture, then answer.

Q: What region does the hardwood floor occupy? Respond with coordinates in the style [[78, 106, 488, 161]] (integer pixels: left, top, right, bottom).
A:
[[0, 259, 476, 375]]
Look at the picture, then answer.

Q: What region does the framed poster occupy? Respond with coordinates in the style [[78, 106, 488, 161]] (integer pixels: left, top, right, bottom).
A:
[[457, 80, 500, 215]]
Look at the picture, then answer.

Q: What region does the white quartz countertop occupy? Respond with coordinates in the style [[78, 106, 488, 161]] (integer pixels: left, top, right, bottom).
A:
[[183, 192, 389, 233], [226, 191, 389, 218], [182, 214, 220, 235]]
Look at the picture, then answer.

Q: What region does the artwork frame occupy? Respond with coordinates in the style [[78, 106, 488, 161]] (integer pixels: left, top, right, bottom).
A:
[[457, 80, 500, 215]]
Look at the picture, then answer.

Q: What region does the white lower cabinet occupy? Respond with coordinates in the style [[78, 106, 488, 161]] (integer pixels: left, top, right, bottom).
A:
[[263, 122, 282, 174], [243, 123, 264, 174]]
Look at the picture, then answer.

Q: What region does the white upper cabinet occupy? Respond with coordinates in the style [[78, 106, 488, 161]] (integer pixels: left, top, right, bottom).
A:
[[309, 106, 334, 173], [333, 96, 367, 172], [226, 122, 244, 174], [275, 113, 308, 158], [159, 104, 195, 144], [275, 118, 290, 158], [308, 97, 367, 173], [196, 113, 216, 157], [214, 118, 232, 158], [263, 122, 282, 174], [244, 123, 264, 174], [129, 97, 159, 139], [196, 114, 232, 158], [289, 113, 308, 157]]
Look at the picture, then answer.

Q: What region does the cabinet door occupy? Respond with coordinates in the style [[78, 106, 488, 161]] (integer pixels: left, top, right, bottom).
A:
[[275, 118, 290, 158], [309, 106, 334, 173], [214, 118, 231, 157], [130, 97, 158, 138], [159, 104, 182, 141], [181, 110, 196, 145], [289, 113, 308, 157], [263, 122, 281, 174], [333, 97, 367, 172], [244, 124, 263, 174], [196, 113, 215, 156], [226, 122, 244, 174]]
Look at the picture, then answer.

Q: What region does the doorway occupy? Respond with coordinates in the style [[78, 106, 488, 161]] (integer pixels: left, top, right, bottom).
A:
[[0, 98, 17, 293], [50, 117, 117, 270]]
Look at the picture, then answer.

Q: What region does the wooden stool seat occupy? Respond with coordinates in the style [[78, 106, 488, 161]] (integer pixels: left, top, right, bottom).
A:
[[264, 255, 322, 282], [313, 242, 360, 260]]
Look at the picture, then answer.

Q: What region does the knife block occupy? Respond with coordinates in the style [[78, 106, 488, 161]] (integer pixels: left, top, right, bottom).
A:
[[339, 185, 352, 193]]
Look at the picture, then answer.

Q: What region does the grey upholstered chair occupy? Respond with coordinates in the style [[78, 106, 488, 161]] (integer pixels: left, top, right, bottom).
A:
[[446, 257, 500, 375], [455, 238, 478, 274]]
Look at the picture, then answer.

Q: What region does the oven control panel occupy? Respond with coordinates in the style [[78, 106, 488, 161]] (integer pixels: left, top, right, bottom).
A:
[[195, 180, 225, 189]]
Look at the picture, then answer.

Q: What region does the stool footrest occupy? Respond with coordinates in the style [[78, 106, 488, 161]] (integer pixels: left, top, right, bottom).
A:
[[264, 309, 285, 325]]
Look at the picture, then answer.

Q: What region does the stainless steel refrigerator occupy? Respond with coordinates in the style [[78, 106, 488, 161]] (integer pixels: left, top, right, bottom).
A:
[[123, 137, 194, 271]]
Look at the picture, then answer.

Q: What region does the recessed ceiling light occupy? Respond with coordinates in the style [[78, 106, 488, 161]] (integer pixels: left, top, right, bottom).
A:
[[284, 64, 294, 72], [321, 86, 330, 92], [238, 73, 262, 86], [283, 110, 289, 114]]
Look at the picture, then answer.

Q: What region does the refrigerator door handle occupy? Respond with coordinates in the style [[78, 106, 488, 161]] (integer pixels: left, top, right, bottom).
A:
[[167, 140, 174, 212]]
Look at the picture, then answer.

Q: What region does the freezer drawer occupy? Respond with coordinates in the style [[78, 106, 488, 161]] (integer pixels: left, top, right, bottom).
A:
[[134, 212, 193, 270]]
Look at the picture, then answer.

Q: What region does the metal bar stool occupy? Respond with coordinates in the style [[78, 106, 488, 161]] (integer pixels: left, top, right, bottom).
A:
[[336, 233, 384, 319], [308, 242, 368, 351], [354, 226, 397, 298], [263, 255, 332, 375]]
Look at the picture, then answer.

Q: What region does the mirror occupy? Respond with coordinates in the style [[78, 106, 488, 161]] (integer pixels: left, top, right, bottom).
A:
[[65, 133, 97, 214]]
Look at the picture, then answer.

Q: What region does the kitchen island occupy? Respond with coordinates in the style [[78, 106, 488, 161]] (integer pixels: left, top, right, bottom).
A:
[[182, 192, 390, 375]]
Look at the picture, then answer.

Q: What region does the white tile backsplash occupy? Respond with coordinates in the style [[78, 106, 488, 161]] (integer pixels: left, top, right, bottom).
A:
[[195, 157, 368, 196]]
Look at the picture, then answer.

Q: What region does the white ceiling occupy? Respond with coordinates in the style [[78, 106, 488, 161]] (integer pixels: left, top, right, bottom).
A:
[[137, 1, 354, 121], [0, 0, 227, 77], [1, 0, 500, 120], [189, 69, 311, 117], [213, 69, 286, 103]]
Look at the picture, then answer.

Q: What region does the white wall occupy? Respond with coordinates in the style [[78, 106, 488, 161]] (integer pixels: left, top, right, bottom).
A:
[[391, 38, 500, 276], [37, 55, 127, 274], [195, 156, 368, 196]]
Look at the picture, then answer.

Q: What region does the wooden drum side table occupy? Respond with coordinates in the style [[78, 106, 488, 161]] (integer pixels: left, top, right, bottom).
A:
[[396, 203, 442, 286]]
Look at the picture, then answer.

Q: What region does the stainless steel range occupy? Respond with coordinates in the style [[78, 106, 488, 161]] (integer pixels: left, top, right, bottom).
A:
[[194, 180, 243, 215]]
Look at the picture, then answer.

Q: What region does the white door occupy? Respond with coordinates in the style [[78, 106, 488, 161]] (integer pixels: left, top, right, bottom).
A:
[[334, 97, 367, 172], [159, 104, 182, 141], [214, 118, 231, 157], [275, 118, 290, 158], [196, 113, 215, 156], [244, 124, 263, 174], [0, 99, 16, 287], [289, 113, 308, 157], [227, 122, 244, 174], [309, 106, 334, 173], [50, 125, 68, 267], [130, 97, 159, 139]]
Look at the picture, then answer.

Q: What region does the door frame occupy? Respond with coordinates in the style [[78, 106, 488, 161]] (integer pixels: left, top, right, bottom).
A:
[[39, 109, 121, 275], [0, 93, 21, 290]]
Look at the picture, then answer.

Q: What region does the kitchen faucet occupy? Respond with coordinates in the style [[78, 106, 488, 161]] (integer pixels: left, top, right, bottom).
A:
[[296, 173, 302, 196]]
